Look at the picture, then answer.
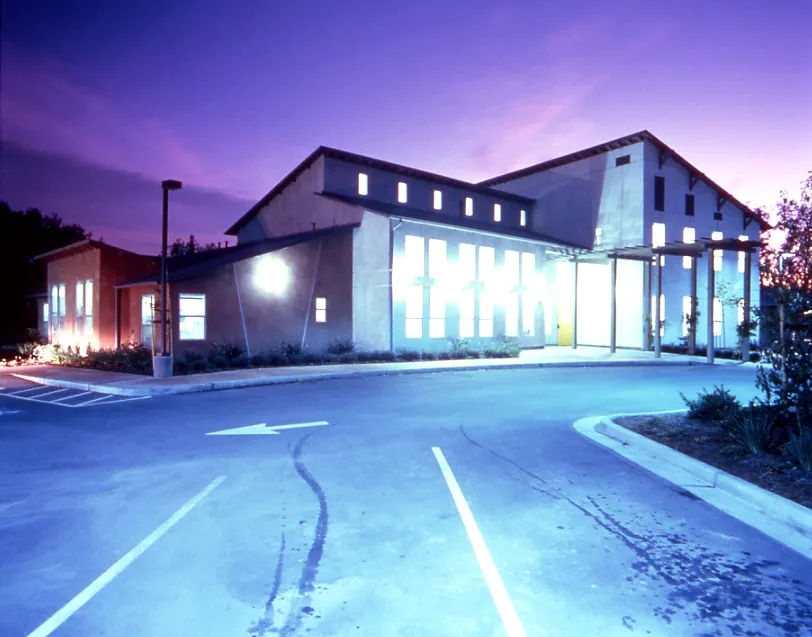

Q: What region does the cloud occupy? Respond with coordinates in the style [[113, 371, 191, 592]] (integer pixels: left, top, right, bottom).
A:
[[0, 45, 239, 197], [0, 142, 255, 254]]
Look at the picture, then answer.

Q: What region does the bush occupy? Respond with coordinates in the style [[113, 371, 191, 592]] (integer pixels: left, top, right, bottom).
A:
[[250, 353, 269, 367], [16, 329, 44, 358], [264, 352, 291, 367], [786, 418, 812, 471], [396, 349, 421, 362], [326, 338, 355, 355], [209, 341, 247, 366], [337, 352, 359, 364], [680, 385, 740, 422], [356, 350, 396, 363], [278, 341, 302, 357], [729, 402, 780, 454], [84, 344, 153, 375], [420, 351, 438, 361]]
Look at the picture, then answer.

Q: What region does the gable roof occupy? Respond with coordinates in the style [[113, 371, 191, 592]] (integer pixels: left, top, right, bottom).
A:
[[117, 223, 359, 287], [480, 129, 769, 231], [34, 238, 150, 262], [224, 146, 535, 236]]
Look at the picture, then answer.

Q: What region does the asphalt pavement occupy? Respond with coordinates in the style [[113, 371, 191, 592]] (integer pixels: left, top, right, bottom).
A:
[[2, 365, 811, 637]]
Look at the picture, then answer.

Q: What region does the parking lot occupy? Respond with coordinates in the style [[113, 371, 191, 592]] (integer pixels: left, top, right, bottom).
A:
[[0, 377, 149, 409], [2, 365, 811, 637]]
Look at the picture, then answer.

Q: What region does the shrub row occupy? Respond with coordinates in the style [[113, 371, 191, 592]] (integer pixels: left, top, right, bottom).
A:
[[680, 384, 812, 471]]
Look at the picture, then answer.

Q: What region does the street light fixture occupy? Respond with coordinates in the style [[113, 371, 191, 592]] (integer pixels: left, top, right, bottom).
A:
[[154, 179, 182, 378]]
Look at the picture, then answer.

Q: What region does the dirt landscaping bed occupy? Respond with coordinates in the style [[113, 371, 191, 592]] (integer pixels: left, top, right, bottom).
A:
[[614, 413, 812, 509]]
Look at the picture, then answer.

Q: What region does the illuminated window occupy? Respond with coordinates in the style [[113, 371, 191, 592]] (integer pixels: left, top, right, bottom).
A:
[[458, 243, 476, 338], [428, 239, 446, 281], [682, 296, 692, 337], [478, 246, 495, 337], [738, 235, 748, 273], [76, 281, 85, 337], [521, 252, 536, 336], [405, 286, 423, 338], [652, 222, 665, 248], [58, 284, 66, 332], [50, 285, 59, 336], [504, 250, 520, 287], [428, 239, 447, 338], [712, 231, 723, 271], [315, 297, 327, 323], [520, 209, 527, 227], [433, 190, 442, 210], [595, 227, 603, 246], [141, 294, 155, 347], [179, 294, 206, 340], [737, 298, 745, 327], [504, 250, 520, 337], [464, 197, 474, 217], [713, 297, 722, 336], [84, 279, 93, 336], [683, 227, 695, 269], [651, 294, 665, 336], [493, 203, 502, 222], [43, 302, 49, 340], [398, 181, 408, 203], [404, 235, 425, 281], [358, 173, 368, 196]]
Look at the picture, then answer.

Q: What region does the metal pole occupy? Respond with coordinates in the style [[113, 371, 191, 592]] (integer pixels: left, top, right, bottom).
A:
[[572, 258, 578, 349], [643, 259, 652, 351], [609, 257, 617, 353], [707, 249, 715, 364], [160, 187, 169, 356], [689, 256, 698, 355], [742, 251, 752, 362], [655, 255, 662, 358]]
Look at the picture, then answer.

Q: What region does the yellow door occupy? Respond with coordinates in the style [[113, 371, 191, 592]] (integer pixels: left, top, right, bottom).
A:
[[558, 306, 572, 346]]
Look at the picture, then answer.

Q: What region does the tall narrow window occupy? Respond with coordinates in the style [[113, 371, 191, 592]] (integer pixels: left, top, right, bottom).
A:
[[315, 297, 327, 323], [464, 197, 474, 217], [478, 246, 495, 337], [682, 296, 692, 337], [84, 279, 93, 336], [712, 231, 723, 272], [76, 280, 85, 337], [458, 243, 476, 338], [654, 176, 665, 212], [58, 284, 66, 332], [405, 287, 423, 338], [682, 227, 695, 269], [685, 193, 695, 216], [521, 252, 536, 336], [738, 235, 748, 273], [519, 209, 527, 227], [179, 293, 206, 340], [50, 285, 59, 335], [428, 239, 447, 338], [357, 173, 368, 196], [504, 250, 520, 337], [652, 222, 666, 247], [397, 181, 408, 203], [404, 235, 425, 281], [141, 294, 155, 347], [43, 303, 49, 341], [403, 235, 425, 338], [493, 203, 502, 222], [595, 227, 603, 246], [651, 294, 665, 336], [433, 190, 443, 210]]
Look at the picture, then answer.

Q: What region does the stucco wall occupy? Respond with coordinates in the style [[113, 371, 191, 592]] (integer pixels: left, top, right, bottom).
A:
[[323, 157, 530, 231], [489, 143, 646, 249], [46, 249, 102, 349], [352, 211, 392, 351], [236, 156, 364, 243], [642, 141, 761, 348], [170, 230, 354, 356]]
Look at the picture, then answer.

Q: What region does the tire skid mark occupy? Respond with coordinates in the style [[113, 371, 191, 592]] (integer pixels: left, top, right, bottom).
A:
[[250, 533, 286, 636], [280, 434, 329, 637]]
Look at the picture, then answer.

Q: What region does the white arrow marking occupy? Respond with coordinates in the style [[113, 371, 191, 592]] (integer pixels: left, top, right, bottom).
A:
[[205, 421, 330, 436]]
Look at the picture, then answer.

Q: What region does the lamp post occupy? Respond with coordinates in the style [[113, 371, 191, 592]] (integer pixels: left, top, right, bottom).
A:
[[154, 179, 182, 378]]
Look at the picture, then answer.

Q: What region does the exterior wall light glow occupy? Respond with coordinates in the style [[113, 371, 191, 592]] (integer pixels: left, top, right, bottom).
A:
[[255, 256, 290, 295]]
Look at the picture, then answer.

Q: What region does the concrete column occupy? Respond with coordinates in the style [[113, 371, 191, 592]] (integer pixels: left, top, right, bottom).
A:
[[609, 257, 618, 354], [643, 259, 652, 351], [655, 256, 662, 358], [689, 256, 698, 355], [707, 250, 715, 364], [742, 250, 752, 362], [572, 259, 578, 349]]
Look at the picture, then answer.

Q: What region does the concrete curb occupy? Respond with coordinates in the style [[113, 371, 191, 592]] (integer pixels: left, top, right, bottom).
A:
[[574, 411, 812, 559], [12, 358, 702, 397]]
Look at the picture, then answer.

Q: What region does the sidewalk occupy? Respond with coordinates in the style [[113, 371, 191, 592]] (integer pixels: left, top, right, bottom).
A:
[[7, 346, 743, 398]]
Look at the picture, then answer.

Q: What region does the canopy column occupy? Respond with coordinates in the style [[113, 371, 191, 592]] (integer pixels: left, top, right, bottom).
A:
[[707, 249, 715, 364], [742, 250, 752, 362], [689, 256, 698, 355], [610, 257, 618, 353], [572, 258, 578, 350], [654, 256, 662, 358]]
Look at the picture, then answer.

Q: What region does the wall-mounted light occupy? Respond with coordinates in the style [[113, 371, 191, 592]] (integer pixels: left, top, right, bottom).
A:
[[255, 255, 290, 295]]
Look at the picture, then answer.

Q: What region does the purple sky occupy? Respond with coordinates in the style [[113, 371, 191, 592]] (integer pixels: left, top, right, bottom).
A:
[[1, 0, 810, 253]]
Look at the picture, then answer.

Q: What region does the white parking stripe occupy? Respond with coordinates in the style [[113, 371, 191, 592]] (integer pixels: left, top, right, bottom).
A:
[[25, 475, 226, 637], [71, 394, 114, 406], [52, 391, 94, 403], [27, 388, 72, 399], [432, 447, 526, 637], [83, 396, 150, 407], [8, 386, 48, 395]]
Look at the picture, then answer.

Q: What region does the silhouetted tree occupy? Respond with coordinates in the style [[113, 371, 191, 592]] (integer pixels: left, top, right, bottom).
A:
[[0, 202, 88, 345], [168, 234, 219, 257]]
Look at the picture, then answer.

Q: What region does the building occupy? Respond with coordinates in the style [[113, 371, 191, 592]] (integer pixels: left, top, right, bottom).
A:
[[34, 130, 767, 359]]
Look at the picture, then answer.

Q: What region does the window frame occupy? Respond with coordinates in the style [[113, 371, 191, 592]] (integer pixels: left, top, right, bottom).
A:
[[315, 297, 327, 323], [178, 293, 206, 341]]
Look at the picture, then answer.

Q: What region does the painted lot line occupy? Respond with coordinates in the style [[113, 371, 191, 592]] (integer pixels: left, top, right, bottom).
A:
[[26, 475, 226, 637], [432, 447, 527, 637], [1, 385, 149, 408]]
